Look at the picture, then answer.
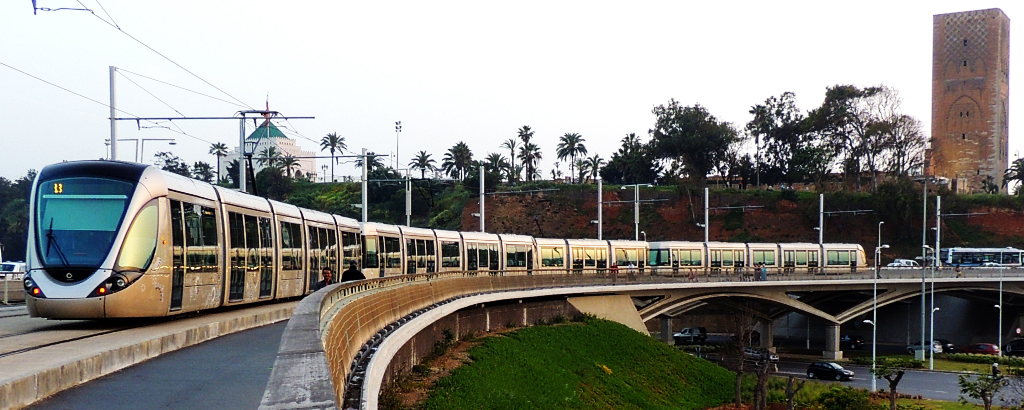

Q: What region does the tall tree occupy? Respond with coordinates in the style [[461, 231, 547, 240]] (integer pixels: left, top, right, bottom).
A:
[[154, 152, 190, 177], [745, 92, 805, 186], [500, 138, 519, 183], [586, 154, 605, 183], [191, 161, 215, 182], [320, 132, 346, 182], [279, 155, 301, 178], [208, 142, 230, 183], [882, 114, 926, 178], [1004, 157, 1024, 195], [441, 142, 474, 180], [409, 150, 436, 179], [484, 153, 509, 179], [601, 133, 660, 185], [518, 142, 542, 182], [556, 133, 588, 183], [649, 100, 740, 185], [257, 146, 282, 168]]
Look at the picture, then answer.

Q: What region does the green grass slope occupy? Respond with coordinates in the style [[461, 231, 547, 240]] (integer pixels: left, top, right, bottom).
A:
[[422, 318, 734, 409]]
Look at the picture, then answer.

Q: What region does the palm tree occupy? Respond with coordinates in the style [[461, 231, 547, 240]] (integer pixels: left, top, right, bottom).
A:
[[1004, 158, 1024, 195], [575, 158, 589, 183], [409, 151, 436, 179], [501, 138, 519, 183], [586, 154, 605, 183], [442, 142, 474, 180], [518, 142, 542, 182], [208, 142, 229, 183], [191, 161, 215, 183], [517, 125, 534, 145], [556, 133, 587, 183], [484, 153, 509, 179], [517, 126, 535, 181], [320, 132, 346, 182], [550, 162, 563, 181], [257, 146, 282, 168], [354, 152, 385, 172], [280, 155, 301, 178]]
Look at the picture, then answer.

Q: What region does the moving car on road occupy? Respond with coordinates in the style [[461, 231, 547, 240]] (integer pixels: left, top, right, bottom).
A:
[[673, 327, 707, 344], [743, 347, 779, 363], [807, 362, 854, 381], [840, 334, 864, 350], [906, 340, 943, 355], [1004, 339, 1024, 356], [961, 343, 999, 355]]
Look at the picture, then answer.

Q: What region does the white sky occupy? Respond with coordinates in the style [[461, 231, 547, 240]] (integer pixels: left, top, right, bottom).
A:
[[1, 1, 1022, 181]]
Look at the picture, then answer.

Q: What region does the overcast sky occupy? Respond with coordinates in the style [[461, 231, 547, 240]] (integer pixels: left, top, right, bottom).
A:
[[2, 1, 1022, 182]]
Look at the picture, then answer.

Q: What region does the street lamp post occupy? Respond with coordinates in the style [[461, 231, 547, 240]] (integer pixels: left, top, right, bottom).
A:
[[877, 221, 884, 278], [930, 307, 940, 369], [394, 121, 402, 170], [999, 266, 1004, 357], [864, 318, 877, 392], [640, 231, 647, 242], [870, 243, 888, 393], [621, 184, 652, 241]]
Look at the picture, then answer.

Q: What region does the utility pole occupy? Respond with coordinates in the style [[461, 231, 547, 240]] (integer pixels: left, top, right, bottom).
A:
[[362, 148, 369, 223], [109, 66, 117, 161], [479, 165, 485, 232], [597, 177, 602, 240]]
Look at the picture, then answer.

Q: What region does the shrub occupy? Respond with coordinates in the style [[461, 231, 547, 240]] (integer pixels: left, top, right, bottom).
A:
[[816, 385, 874, 410]]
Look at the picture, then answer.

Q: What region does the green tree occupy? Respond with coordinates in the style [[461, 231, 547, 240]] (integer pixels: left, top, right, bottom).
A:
[[354, 152, 386, 173], [208, 142, 230, 183], [649, 100, 741, 186], [1003, 158, 1024, 195], [601, 133, 660, 185], [585, 154, 604, 183], [746, 92, 805, 186], [320, 132, 346, 182], [518, 142, 542, 182], [441, 142, 474, 180], [483, 153, 509, 180], [279, 155, 301, 179], [556, 133, 587, 183], [883, 114, 926, 178], [191, 161, 215, 183], [958, 373, 1006, 410], [517, 126, 536, 181], [500, 138, 519, 183], [870, 357, 913, 410], [409, 150, 436, 179], [224, 160, 240, 188], [816, 385, 872, 410], [154, 152, 190, 177], [257, 146, 282, 168]]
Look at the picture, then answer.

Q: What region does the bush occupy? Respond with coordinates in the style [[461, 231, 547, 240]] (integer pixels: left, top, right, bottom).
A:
[[816, 385, 874, 410]]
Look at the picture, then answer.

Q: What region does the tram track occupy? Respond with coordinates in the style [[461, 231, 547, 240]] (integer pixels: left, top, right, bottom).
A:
[[0, 327, 140, 359]]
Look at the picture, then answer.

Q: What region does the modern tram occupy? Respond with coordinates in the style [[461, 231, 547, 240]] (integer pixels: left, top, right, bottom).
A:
[[23, 161, 866, 319]]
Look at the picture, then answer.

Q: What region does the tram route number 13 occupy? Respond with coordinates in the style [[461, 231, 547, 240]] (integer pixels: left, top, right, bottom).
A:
[[53, 183, 63, 194]]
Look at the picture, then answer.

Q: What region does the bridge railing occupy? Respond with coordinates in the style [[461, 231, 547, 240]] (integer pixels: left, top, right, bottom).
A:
[[261, 264, 1024, 408]]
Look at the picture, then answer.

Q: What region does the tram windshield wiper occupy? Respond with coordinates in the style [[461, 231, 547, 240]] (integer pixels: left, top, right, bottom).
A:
[[45, 218, 70, 267]]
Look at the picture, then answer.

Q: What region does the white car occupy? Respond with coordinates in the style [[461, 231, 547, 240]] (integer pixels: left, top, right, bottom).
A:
[[906, 340, 942, 354], [0, 261, 26, 280], [886, 259, 920, 268]]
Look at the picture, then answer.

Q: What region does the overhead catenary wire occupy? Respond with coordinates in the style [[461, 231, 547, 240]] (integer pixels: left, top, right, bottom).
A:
[[117, 69, 248, 109]]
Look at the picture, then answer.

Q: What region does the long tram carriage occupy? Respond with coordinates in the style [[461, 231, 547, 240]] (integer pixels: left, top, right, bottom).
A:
[[24, 161, 867, 319]]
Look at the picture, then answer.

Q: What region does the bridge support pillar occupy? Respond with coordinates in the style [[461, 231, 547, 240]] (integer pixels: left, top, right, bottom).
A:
[[660, 317, 672, 344], [757, 320, 774, 351], [823, 323, 842, 360]]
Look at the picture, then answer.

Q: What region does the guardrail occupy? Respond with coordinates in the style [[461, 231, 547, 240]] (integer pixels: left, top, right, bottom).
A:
[[261, 265, 1024, 409]]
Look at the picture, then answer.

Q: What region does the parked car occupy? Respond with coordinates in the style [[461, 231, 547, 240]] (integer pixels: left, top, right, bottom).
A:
[[962, 343, 1000, 355], [807, 361, 854, 381], [743, 347, 779, 363], [934, 338, 956, 353], [886, 259, 920, 268], [673, 327, 708, 344], [840, 334, 865, 350], [906, 340, 942, 355], [1004, 339, 1024, 357], [0, 261, 25, 281]]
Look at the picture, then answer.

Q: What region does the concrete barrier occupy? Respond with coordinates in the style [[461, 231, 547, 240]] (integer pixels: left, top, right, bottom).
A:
[[0, 301, 296, 409]]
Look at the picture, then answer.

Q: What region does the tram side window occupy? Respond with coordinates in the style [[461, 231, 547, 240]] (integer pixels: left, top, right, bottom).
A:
[[342, 231, 360, 269], [488, 245, 499, 270], [200, 206, 218, 271], [441, 241, 460, 268], [597, 248, 608, 269], [467, 243, 478, 270], [506, 244, 528, 268], [541, 247, 564, 267], [258, 216, 274, 298], [308, 227, 321, 274], [170, 200, 184, 273], [280, 222, 297, 270], [363, 235, 379, 269], [417, 239, 427, 268], [808, 251, 818, 267], [827, 250, 851, 266], [753, 250, 775, 267], [506, 245, 519, 267], [228, 212, 247, 300], [325, 229, 337, 273], [710, 250, 722, 268], [649, 249, 667, 267], [676, 249, 701, 267], [384, 236, 401, 269], [425, 240, 436, 272]]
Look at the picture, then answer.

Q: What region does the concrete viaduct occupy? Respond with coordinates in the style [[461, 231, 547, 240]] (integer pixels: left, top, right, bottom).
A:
[[259, 267, 1024, 409]]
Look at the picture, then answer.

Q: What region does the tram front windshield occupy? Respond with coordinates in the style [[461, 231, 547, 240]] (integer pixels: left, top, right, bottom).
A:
[[35, 177, 135, 267]]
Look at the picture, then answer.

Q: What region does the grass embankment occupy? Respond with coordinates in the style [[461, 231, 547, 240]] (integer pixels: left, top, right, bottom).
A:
[[418, 317, 734, 409]]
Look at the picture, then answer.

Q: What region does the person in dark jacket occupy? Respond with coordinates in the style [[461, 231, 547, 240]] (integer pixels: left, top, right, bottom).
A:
[[312, 268, 333, 291], [341, 262, 366, 282]]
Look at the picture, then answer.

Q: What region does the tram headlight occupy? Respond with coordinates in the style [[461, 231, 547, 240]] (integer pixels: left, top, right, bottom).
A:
[[24, 276, 45, 298]]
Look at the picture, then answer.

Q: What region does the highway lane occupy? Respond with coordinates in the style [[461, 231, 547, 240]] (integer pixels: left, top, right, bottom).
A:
[[775, 361, 971, 403], [33, 320, 287, 409]]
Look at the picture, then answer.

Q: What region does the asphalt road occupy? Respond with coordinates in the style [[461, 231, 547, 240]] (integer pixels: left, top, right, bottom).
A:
[[32, 320, 286, 409], [775, 360, 988, 404]]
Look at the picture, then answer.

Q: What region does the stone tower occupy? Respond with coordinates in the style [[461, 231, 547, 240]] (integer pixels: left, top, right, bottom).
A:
[[930, 9, 1010, 193]]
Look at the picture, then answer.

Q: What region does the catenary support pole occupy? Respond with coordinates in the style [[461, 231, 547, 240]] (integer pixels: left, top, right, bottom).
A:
[[109, 66, 117, 161], [362, 148, 368, 223], [597, 177, 603, 240], [479, 165, 485, 232]]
